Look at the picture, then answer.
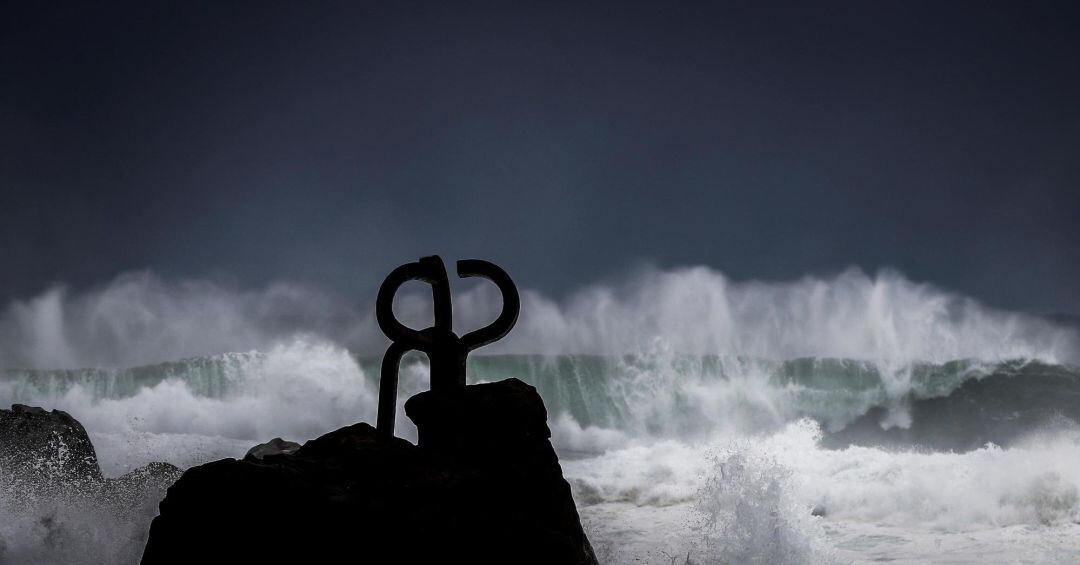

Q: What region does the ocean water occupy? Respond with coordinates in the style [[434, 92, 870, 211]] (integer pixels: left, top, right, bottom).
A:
[[1, 267, 1079, 564]]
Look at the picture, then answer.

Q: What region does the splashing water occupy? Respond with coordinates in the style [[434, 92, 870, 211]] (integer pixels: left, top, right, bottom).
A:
[[1, 266, 1079, 563]]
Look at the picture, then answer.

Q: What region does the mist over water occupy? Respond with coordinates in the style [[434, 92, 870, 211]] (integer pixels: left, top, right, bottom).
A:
[[1, 267, 1075, 369], [0, 272, 365, 370], [2, 266, 1079, 564]]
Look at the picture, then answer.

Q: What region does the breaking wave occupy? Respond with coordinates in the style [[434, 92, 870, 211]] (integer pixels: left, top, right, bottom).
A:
[[3, 349, 1078, 466], [1, 266, 1079, 563], [1, 267, 1075, 369]]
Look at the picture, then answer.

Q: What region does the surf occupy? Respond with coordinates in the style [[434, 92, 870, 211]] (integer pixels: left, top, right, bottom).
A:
[[1, 266, 1078, 564]]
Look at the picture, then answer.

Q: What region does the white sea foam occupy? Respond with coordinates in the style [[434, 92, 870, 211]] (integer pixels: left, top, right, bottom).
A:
[[568, 420, 1080, 563], [0, 490, 154, 565], [1, 267, 1079, 563], [1, 267, 1075, 370], [0, 273, 361, 369], [2, 338, 432, 474], [496, 267, 1077, 363], [2, 267, 1073, 441], [569, 419, 1080, 527]]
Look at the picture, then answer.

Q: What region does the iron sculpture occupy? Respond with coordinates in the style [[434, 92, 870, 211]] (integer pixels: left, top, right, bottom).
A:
[[375, 256, 519, 442]]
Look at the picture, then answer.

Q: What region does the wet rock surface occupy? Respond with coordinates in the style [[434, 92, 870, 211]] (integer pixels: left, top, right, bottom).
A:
[[141, 378, 598, 565], [0, 403, 181, 499], [1, 404, 181, 563], [0, 404, 103, 494]]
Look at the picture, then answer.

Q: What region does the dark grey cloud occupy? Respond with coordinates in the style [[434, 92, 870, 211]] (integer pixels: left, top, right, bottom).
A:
[[2, 1, 1078, 314]]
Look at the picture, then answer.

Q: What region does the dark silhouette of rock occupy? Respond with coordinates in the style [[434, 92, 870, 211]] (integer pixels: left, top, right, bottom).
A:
[[141, 378, 598, 565], [143, 257, 596, 563], [0, 404, 102, 496], [1, 404, 182, 564], [244, 437, 301, 461]]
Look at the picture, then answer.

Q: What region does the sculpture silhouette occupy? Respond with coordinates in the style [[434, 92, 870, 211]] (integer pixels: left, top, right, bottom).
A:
[[375, 255, 519, 442], [141, 255, 598, 565]]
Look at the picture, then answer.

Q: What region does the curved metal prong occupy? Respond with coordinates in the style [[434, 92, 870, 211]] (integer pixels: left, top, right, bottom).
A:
[[457, 259, 519, 352], [375, 255, 452, 352], [376, 341, 409, 442]]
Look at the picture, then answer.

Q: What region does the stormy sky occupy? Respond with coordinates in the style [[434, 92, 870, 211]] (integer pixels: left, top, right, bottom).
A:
[[3, 1, 1078, 315]]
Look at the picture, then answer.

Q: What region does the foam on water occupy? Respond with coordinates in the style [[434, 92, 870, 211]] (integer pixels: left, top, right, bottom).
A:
[[569, 420, 1080, 563], [2, 267, 1075, 369], [0, 339, 437, 474], [570, 420, 1080, 528], [1, 267, 1079, 563]]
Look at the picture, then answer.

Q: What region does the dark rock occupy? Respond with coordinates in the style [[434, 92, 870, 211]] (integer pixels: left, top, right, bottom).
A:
[[1, 405, 183, 565], [0, 404, 103, 496], [0, 404, 180, 500], [1, 402, 181, 502], [142, 378, 598, 565], [405, 377, 551, 449], [244, 437, 301, 461]]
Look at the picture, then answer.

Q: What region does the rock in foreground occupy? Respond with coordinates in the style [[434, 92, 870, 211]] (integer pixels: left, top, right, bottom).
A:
[[1, 404, 182, 564], [0, 404, 181, 502], [142, 378, 598, 565], [244, 437, 302, 460], [0, 404, 102, 493]]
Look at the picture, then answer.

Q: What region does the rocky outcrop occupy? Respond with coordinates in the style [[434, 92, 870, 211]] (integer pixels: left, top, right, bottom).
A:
[[244, 437, 301, 461], [1, 403, 182, 564], [0, 404, 102, 495], [142, 378, 598, 565], [0, 403, 181, 508]]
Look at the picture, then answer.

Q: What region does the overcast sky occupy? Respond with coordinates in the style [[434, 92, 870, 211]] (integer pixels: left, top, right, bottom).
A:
[[2, 1, 1078, 314]]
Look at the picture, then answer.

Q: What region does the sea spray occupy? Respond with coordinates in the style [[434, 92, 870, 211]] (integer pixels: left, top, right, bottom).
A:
[[2, 339, 391, 474], [571, 418, 1080, 563], [690, 430, 836, 564], [2, 267, 1079, 563], [1, 268, 1075, 369], [3, 350, 1077, 468], [5, 353, 1080, 562]]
